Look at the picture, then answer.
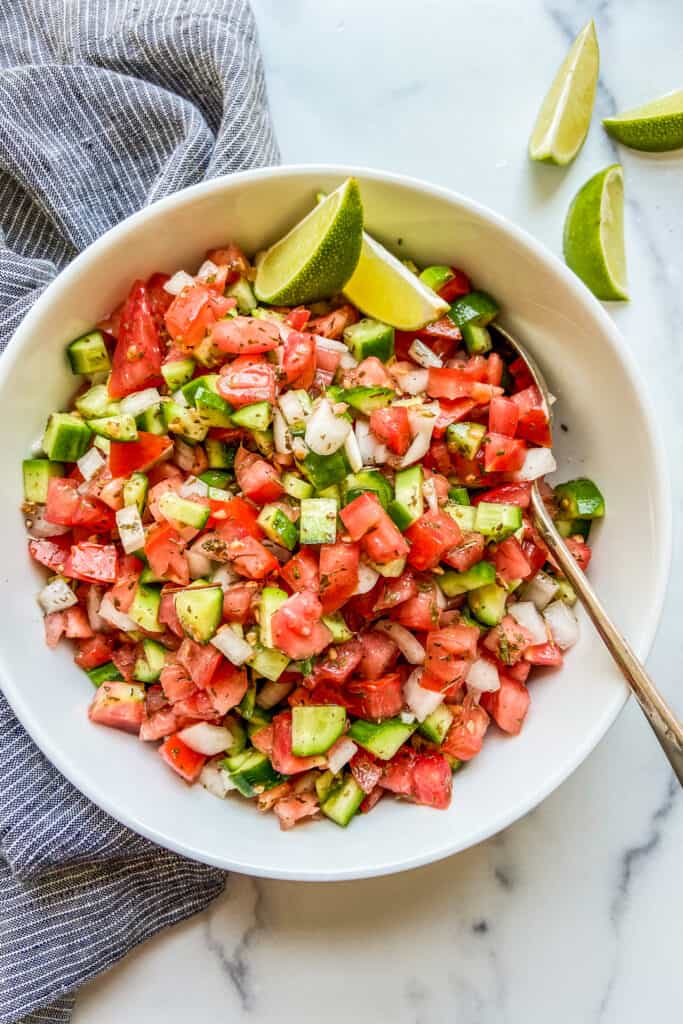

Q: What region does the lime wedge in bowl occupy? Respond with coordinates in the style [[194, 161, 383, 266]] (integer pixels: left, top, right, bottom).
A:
[[603, 89, 683, 151], [529, 20, 599, 166], [254, 178, 363, 305], [563, 164, 628, 301], [344, 233, 449, 330]]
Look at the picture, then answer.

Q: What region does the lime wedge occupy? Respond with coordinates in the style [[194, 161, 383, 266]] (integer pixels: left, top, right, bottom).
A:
[[254, 178, 363, 305], [603, 89, 683, 152], [529, 20, 599, 165], [343, 233, 449, 330], [563, 164, 628, 301]]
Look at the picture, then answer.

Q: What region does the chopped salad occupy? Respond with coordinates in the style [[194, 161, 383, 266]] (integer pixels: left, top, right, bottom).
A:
[[22, 243, 605, 830]]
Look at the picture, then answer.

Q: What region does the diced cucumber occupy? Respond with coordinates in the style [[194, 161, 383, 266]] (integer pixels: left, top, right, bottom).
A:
[[223, 749, 284, 798], [439, 560, 496, 597], [447, 421, 486, 459], [321, 611, 352, 643], [225, 714, 248, 754], [291, 705, 346, 756], [245, 707, 272, 737], [448, 486, 470, 505], [22, 459, 64, 503], [128, 584, 162, 633], [448, 290, 499, 328], [89, 413, 138, 442], [231, 401, 272, 432], [282, 472, 314, 500], [193, 334, 224, 369], [67, 330, 111, 375], [161, 358, 195, 391], [461, 322, 492, 354], [298, 448, 350, 490], [467, 582, 508, 626], [122, 472, 149, 515], [252, 428, 274, 458], [93, 435, 110, 456], [419, 265, 455, 292], [321, 774, 365, 827], [158, 491, 210, 529], [460, 608, 487, 633], [226, 276, 257, 313], [248, 644, 290, 682], [86, 661, 123, 686], [42, 413, 92, 462], [348, 718, 417, 760], [474, 501, 522, 540], [316, 483, 341, 502], [299, 498, 337, 545], [163, 401, 209, 442], [259, 587, 288, 649], [136, 404, 166, 435], [257, 504, 298, 551], [556, 517, 591, 540], [316, 769, 337, 803], [444, 502, 477, 531], [554, 478, 605, 519], [194, 386, 233, 428], [238, 681, 257, 720], [388, 465, 423, 529], [133, 638, 168, 682], [418, 703, 454, 744], [556, 578, 577, 606], [174, 586, 223, 643], [199, 469, 232, 490], [178, 374, 220, 406], [343, 318, 395, 363], [342, 469, 393, 511], [339, 386, 396, 414], [205, 438, 236, 469], [366, 555, 407, 578], [75, 384, 120, 420]]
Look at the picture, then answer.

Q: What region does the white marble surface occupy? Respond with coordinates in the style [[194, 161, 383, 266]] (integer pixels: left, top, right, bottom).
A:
[[74, 1, 683, 1020]]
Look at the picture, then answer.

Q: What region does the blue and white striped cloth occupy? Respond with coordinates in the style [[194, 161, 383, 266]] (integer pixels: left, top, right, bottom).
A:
[[0, 3, 279, 1021]]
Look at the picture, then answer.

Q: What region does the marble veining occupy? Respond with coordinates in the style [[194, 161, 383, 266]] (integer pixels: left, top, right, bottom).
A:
[[72, 1, 683, 1021]]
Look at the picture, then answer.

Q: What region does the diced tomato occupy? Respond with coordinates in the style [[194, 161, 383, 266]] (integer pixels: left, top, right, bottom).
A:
[[89, 682, 144, 734], [217, 355, 276, 408], [217, 525, 279, 580], [146, 272, 174, 326], [234, 447, 283, 504], [314, 638, 363, 684], [306, 304, 358, 339], [273, 792, 319, 830], [222, 583, 255, 624], [319, 541, 359, 614], [314, 344, 341, 375], [347, 672, 403, 720], [448, 450, 490, 487], [207, 243, 250, 281], [374, 570, 417, 612], [160, 660, 195, 703], [427, 367, 473, 400], [425, 625, 479, 684], [159, 733, 206, 783], [251, 723, 274, 756], [524, 642, 563, 666], [405, 510, 462, 571], [144, 522, 189, 585], [28, 535, 71, 572], [471, 482, 531, 509], [345, 356, 393, 388], [443, 531, 486, 572], [177, 637, 222, 688], [483, 434, 527, 473], [209, 495, 262, 537], [211, 315, 280, 354], [271, 711, 325, 774], [109, 280, 163, 399], [437, 267, 471, 301], [206, 661, 248, 715], [110, 645, 137, 682], [494, 537, 532, 582], [75, 633, 116, 669], [363, 516, 410, 566], [488, 396, 519, 437], [516, 409, 552, 447], [63, 542, 118, 584], [147, 460, 183, 487], [283, 330, 316, 388], [391, 583, 440, 631], [505, 659, 532, 683], [350, 750, 383, 793], [441, 702, 490, 760], [510, 385, 543, 416], [286, 307, 311, 331], [418, 316, 463, 345], [424, 440, 455, 477], [339, 492, 384, 541], [369, 406, 411, 455], [483, 615, 535, 666], [565, 536, 592, 571], [509, 356, 534, 391], [432, 398, 476, 439], [358, 630, 399, 680], [271, 591, 333, 660], [379, 747, 414, 795], [480, 676, 530, 735], [173, 689, 218, 722], [63, 606, 94, 639], [280, 548, 319, 593], [109, 432, 173, 478], [486, 352, 504, 387], [165, 283, 221, 348], [159, 588, 184, 637], [140, 706, 179, 742], [44, 611, 65, 648], [45, 478, 113, 532], [380, 748, 452, 809]]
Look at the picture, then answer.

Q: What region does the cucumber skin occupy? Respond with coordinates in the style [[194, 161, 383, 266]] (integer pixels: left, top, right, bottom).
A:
[[321, 774, 365, 827]]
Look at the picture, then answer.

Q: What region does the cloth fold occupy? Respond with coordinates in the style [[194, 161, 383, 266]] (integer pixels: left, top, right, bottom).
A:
[[0, 2, 278, 1021]]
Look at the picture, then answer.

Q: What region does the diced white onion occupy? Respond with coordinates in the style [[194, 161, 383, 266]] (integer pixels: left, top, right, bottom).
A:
[[208, 486, 233, 501], [326, 736, 357, 775], [278, 391, 310, 426], [200, 759, 237, 798], [273, 408, 292, 455], [256, 679, 294, 710], [512, 447, 557, 482], [120, 388, 161, 418], [115, 505, 146, 555], [305, 398, 352, 455], [196, 259, 220, 282], [38, 577, 78, 615], [543, 600, 579, 650], [163, 270, 195, 295], [211, 624, 253, 666], [344, 428, 363, 472], [375, 620, 425, 665], [508, 601, 548, 645], [339, 350, 358, 370], [408, 338, 443, 368], [355, 419, 387, 465], [434, 583, 448, 610], [403, 667, 444, 722], [173, 439, 196, 472], [87, 585, 109, 633], [77, 447, 105, 481], [353, 561, 380, 595], [400, 710, 417, 724], [466, 657, 500, 694], [187, 548, 213, 580], [179, 722, 233, 756], [422, 476, 439, 513], [400, 406, 437, 467], [211, 564, 241, 588], [312, 334, 348, 353], [27, 507, 71, 538], [519, 570, 560, 611], [171, 388, 189, 408], [98, 592, 138, 632], [393, 366, 429, 395], [179, 475, 209, 499]]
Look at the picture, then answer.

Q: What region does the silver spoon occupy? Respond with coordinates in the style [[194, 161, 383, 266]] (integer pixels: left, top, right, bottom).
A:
[[491, 322, 683, 785]]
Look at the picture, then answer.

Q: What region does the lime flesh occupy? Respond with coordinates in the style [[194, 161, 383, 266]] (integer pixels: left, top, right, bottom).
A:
[[529, 20, 599, 166], [254, 178, 363, 305], [603, 88, 683, 151], [563, 164, 628, 301]]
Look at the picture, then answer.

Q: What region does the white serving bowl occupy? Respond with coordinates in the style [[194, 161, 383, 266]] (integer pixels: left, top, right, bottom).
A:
[[0, 166, 670, 880]]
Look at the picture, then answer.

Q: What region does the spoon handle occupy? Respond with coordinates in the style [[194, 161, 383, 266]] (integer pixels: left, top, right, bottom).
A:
[[530, 484, 683, 786]]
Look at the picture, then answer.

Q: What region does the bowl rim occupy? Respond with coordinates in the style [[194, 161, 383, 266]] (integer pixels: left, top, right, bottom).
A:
[[0, 163, 672, 880]]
